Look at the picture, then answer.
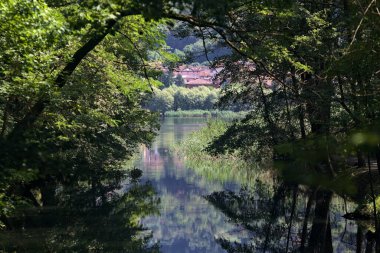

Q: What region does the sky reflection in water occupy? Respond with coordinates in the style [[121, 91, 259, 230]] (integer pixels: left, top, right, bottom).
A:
[[135, 117, 359, 253]]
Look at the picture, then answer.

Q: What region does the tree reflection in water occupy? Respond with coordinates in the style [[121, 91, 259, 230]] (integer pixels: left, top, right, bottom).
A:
[[0, 177, 160, 253], [206, 184, 369, 253]]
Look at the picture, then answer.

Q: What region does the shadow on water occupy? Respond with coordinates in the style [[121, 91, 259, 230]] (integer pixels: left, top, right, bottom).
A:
[[206, 185, 367, 253], [135, 118, 369, 253], [0, 125, 161, 253], [0, 178, 160, 253], [2, 117, 378, 253], [0, 179, 161, 252], [204, 167, 380, 252]]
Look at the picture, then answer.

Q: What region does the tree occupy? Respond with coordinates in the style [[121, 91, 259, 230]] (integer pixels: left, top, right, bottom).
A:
[[0, 0, 172, 227], [175, 0, 380, 167], [168, 0, 380, 249], [174, 74, 185, 87], [146, 88, 174, 113], [159, 70, 175, 87]]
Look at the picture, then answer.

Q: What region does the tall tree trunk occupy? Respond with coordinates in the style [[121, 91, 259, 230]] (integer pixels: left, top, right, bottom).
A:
[[285, 185, 298, 253], [367, 154, 380, 252], [357, 225, 363, 253], [283, 83, 295, 140], [358, 150, 366, 167], [365, 233, 375, 253], [291, 72, 306, 139], [298, 103, 306, 139], [263, 184, 286, 252], [258, 79, 278, 147], [376, 145, 380, 175], [306, 79, 333, 135], [307, 189, 333, 253], [300, 188, 316, 252]]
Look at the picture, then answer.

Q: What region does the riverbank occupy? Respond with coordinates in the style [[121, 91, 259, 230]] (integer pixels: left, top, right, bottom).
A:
[[171, 120, 266, 186], [164, 110, 247, 118]]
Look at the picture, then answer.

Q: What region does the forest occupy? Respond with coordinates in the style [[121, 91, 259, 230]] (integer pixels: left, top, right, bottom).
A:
[[145, 86, 219, 113], [0, 0, 380, 252]]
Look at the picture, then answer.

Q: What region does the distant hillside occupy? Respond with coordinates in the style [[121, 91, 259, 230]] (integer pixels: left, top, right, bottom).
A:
[[166, 34, 198, 50], [166, 33, 231, 63]]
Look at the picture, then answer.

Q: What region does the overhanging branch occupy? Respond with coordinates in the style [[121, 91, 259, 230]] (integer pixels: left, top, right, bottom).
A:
[[7, 9, 139, 141]]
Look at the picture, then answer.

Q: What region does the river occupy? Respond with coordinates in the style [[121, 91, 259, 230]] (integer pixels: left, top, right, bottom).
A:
[[136, 117, 247, 253], [0, 117, 368, 252], [134, 117, 360, 253]]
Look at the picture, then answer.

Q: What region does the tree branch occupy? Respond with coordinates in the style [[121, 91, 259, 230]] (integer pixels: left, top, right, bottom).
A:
[[7, 10, 138, 141], [348, 0, 376, 49], [117, 30, 154, 92]]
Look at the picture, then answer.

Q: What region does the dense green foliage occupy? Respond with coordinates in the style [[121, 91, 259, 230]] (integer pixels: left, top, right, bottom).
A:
[[145, 85, 219, 112], [184, 0, 380, 191], [2, 0, 380, 251], [186, 0, 380, 166], [167, 0, 380, 251], [0, 0, 170, 235]]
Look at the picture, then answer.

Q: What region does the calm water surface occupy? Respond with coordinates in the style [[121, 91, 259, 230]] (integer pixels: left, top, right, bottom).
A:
[[133, 117, 359, 253], [135, 117, 245, 253], [0, 117, 365, 252]]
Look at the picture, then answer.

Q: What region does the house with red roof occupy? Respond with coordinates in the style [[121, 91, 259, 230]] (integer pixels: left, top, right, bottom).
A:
[[172, 65, 221, 88]]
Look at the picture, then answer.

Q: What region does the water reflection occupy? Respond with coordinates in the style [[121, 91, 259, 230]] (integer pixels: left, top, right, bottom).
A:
[[206, 186, 361, 253], [139, 117, 366, 253], [138, 118, 244, 253], [1, 117, 374, 252], [0, 149, 160, 253]]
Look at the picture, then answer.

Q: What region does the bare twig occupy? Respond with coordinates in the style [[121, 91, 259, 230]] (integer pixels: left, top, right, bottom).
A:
[[348, 0, 376, 49], [199, 27, 213, 67]]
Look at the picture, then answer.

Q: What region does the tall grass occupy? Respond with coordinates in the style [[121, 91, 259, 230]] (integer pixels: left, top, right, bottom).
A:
[[172, 120, 267, 186]]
